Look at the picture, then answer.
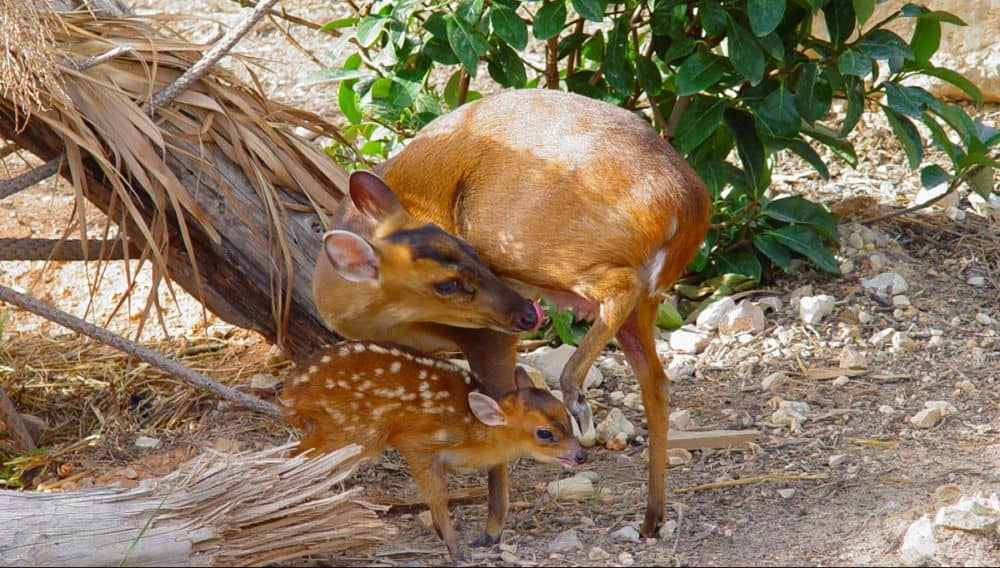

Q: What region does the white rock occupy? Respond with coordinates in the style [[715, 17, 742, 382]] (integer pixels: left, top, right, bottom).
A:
[[524, 344, 604, 390], [934, 499, 998, 534], [892, 294, 911, 307], [924, 400, 957, 416], [871, 327, 896, 346], [756, 296, 783, 313], [799, 295, 836, 324], [868, 253, 885, 272], [788, 285, 813, 308], [623, 392, 643, 409], [857, 310, 873, 324], [122, 467, 139, 480], [575, 470, 600, 482], [892, 332, 916, 350], [666, 357, 697, 381], [910, 407, 942, 429], [761, 371, 785, 391], [718, 301, 766, 335], [832, 376, 850, 388], [609, 390, 626, 404], [669, 326, 712, 354], [696, 296, 737, 331], [587, 546, 611, 562], [610, 525, 641, 543], [669, 409, 692, 430], [950, 316, 961, 327], [618, 551, 635, 566], [249, 373, 281, 391], [847, 231, 865, 250], [547, 478, 594, 501], [968, 192, 1000, 219], [595, 408, 635, 444], [547, 528, 582, 553], [772, 400, 810, 430], [829, 454, 847, 467], [778, 488, 796, 499], [955, 380, 976, 393], [967, 275, 986, 287], [861, 272, 908, 297], [658, 519, 678, 539], [975, 313, 993, 325], [839, 348, 868, 369], [945, 206, 966, 221], [839, 259, 855, 274], [134, 436, 162, 450], [900, 515, 939, 566], [879, 404, 896, 415], [913, 182, 959, 209]]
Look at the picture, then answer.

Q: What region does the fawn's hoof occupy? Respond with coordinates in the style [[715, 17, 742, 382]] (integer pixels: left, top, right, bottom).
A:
[[470, 532, 499, 548]]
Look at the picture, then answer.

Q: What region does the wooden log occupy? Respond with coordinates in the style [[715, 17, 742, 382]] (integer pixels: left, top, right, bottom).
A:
[[667, 429, 760, 450], [0, 444, 394, 566]]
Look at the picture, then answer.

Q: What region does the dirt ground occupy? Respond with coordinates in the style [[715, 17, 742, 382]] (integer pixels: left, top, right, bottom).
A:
[[1, 2, 998, 566]]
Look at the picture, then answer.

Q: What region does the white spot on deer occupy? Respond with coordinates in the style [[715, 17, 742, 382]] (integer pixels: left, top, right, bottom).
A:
[[418, 370, 428, 380], [373, 388, 391, 398], [445, 405, 456, 413], [420, 390, 434, 400], [350, 401, 359, 411], [435, 391, 450, 400], [645, 247, 668, 292], [418, 382, 429, 392], [337, 380, 350, 389], [431, 374, 440, 382], [352, 343, 366, 353], [463, 416, 472, 424], [432, 429, 450, 443], [422, 399, 434, 409], [350, 373, 362, 381], [464, 375, 471, 385], [401, 392, 417, 401], [358, 380, 373, 391], [373, 402, 401, 418], [325, 378, 335, 390], [416, 357, 436, 367], [308, 365, 318, 375], [353, 392, 364, 399], [338, 346, 350, 357], [293, 375, 309, 385], [435, 361, 453, 371], [389, 348, 402, 357], [373, 368, 384, 377], [389, 361, 402, 374], [368, 344, 388, 354], [321, 355, 332, 364]]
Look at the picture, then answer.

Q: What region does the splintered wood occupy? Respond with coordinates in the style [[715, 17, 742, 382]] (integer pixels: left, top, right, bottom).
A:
[[0, 443, 394, 567]]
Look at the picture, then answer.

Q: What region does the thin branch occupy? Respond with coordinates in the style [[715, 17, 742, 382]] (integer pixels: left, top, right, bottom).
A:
[[0, 284, 283, 419], [664, 95, 691, 139], [0, 157, 60, 200], [545, 36, 560, 89], [231, 0, 330, 32], [457, 68, 470, 106], [861, 164, 987, 224]]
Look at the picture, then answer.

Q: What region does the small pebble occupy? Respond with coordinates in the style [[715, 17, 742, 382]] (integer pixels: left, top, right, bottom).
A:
[[618, 551, 635, 566], [950, 316, 961, 326], [587, 547, 611, 562], [828, 454, 847, 467], [658, 519, 678, 539], [134, 436, 162, 450], [967, 275, 986, 287], [832, 376, 850, 388], [892, 294, 911, 307], [122, 467, 139, 480], [857, 310, 873, 324], [910, 407, 942, 429], [500, 551, 518, 563], [778, 488, 796, 499], [975, 313, 993, 325], [879, 405, 895, 415], [610, 525, 641, 543]]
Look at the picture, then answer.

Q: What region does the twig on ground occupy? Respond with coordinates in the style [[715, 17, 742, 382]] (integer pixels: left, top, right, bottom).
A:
[[673, 472, 828, 493]]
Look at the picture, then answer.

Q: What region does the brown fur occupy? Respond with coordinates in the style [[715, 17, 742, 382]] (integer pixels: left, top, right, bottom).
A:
[[281, 341, 583, 562]]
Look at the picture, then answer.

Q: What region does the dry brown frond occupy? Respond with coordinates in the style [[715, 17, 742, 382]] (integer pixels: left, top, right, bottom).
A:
[[0, 1, 66, 122]]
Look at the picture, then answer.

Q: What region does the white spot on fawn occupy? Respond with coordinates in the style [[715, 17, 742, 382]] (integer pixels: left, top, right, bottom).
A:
[[337, 380, 350, 389], [352, 343, 366, 353], [389, 348, 402, 357], [358, 380, 373, 391], [373, 403, 401, 418], [416, 357, 436, 367], [308, 365, 318, 375], [368, 344, 389, 354], [325, 378, 335, 390], [432, 429, 450, 443], [374, 368, 384, 377], [353, 392, 364, 399], [435, 391, 450, 400], [463, 375, 471, 385], [321, 355, 332, 364], [351, 373, 362, 381], [420, 390, 434, 400], [418, 382, 429, 392], [430, 374, 440, 382], [350, 401, 358, 411], [339, 346, 350, 357], [418, 370, 428, 380], [389, 361, 401, 374], [293, 375, 309, 385], [401, 393, 417, 401]]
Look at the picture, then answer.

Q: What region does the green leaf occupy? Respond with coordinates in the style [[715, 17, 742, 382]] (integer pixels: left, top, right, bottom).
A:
[[752, 234, 792, 270], [902, 4, 966, 26], [856, 30, 912, 60], [934, 103, 975, 147], [490, 4, 529, 50], [636, 57, 662, 96], [337, 82, 361, 125], [581, 30, 604, 61], [920, 164, 952, 189], [655, 303, 683, 330], [852, 0, 875, 27], [795, 62, 832, 122], [321, 16, 357, 31], [533, 0, 567, 40], [443, 70, 463, 109], [922, 115, 961, 165], [725, 109, 767, 193], [920, 67, 983, 105], [974, 120, 1000, 148], [883, 82, 924, 118], [758, 32, 785, 61], [487, 42, 528, 87], [967, 166, 995, 199], [425, 12, 450, 39], [883, 107, 923, 169], [662, 36, 697, 63], [727, 18, 765, 84], [910, 17, 941, 64], [571, 0, 605, 22], [763, 195, 839, 241], [676, 52, 729, 95], [836, 49, 872, 77], [673, 95, 727, 155], [784, 138, 831, 180], [356, 15, 388, 47], [839, 75, 864, 135], [755, 85, 801, 137], [447, 16, 491, 75], [303, 67, 372, 85], [605, 14, 634, 97], [715, 251, 763, 280], [823, 0, 855, 49], [802, 124, 859, 166], [699, 0, 727, 36], [456, 0, 485, 24], [768, 225, 840, 274], [749, 0, 786, 36], [424, 37, 460, 64]]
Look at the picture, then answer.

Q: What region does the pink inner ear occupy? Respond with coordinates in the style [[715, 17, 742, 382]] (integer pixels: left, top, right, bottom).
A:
[[513, 366, 534, 390], [323, 231, 378, 282], [349, 171, 403, 221], [468, 392, 506, 427]]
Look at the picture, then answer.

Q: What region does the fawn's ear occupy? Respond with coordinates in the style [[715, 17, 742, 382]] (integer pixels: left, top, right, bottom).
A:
[[468, 392, 507, 427], [349, 171, 405, 222], [323, 230, 379, 283], [513, 366, 535, 390]]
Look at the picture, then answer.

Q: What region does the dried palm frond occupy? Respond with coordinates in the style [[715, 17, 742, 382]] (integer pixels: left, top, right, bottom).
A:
[[0, 7, 349, 343], [1, 443, 395, 566]]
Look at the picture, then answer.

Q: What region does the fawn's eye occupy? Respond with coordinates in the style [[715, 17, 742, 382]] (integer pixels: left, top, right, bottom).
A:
[[434, 279, 462, 295], [535, 428, 555, 442]]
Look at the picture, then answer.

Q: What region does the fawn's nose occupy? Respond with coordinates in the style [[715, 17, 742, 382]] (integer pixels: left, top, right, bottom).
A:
[[574, 448, 588, 465], [516, 300, 543, 332]]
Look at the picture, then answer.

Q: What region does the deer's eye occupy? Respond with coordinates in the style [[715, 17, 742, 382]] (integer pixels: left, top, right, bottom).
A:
[[536, 428, 555, 442], [434, 280, 462, 295]]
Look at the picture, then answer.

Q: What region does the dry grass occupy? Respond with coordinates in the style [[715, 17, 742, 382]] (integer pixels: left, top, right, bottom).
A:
[[0, 1, 65, 122]]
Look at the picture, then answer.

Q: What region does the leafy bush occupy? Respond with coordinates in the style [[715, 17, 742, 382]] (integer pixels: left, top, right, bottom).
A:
[[310, 0, 998, 337]]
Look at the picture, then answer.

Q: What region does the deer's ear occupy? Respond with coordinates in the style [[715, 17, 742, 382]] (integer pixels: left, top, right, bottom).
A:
[[468, 392, 507, 427], [323, 230, 379, 283], [349, 171, 404, 222], [513, 366, 536, 390]]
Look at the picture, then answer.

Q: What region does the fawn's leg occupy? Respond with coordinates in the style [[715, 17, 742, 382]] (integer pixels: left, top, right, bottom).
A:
[[407, 454, 466, 563]]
